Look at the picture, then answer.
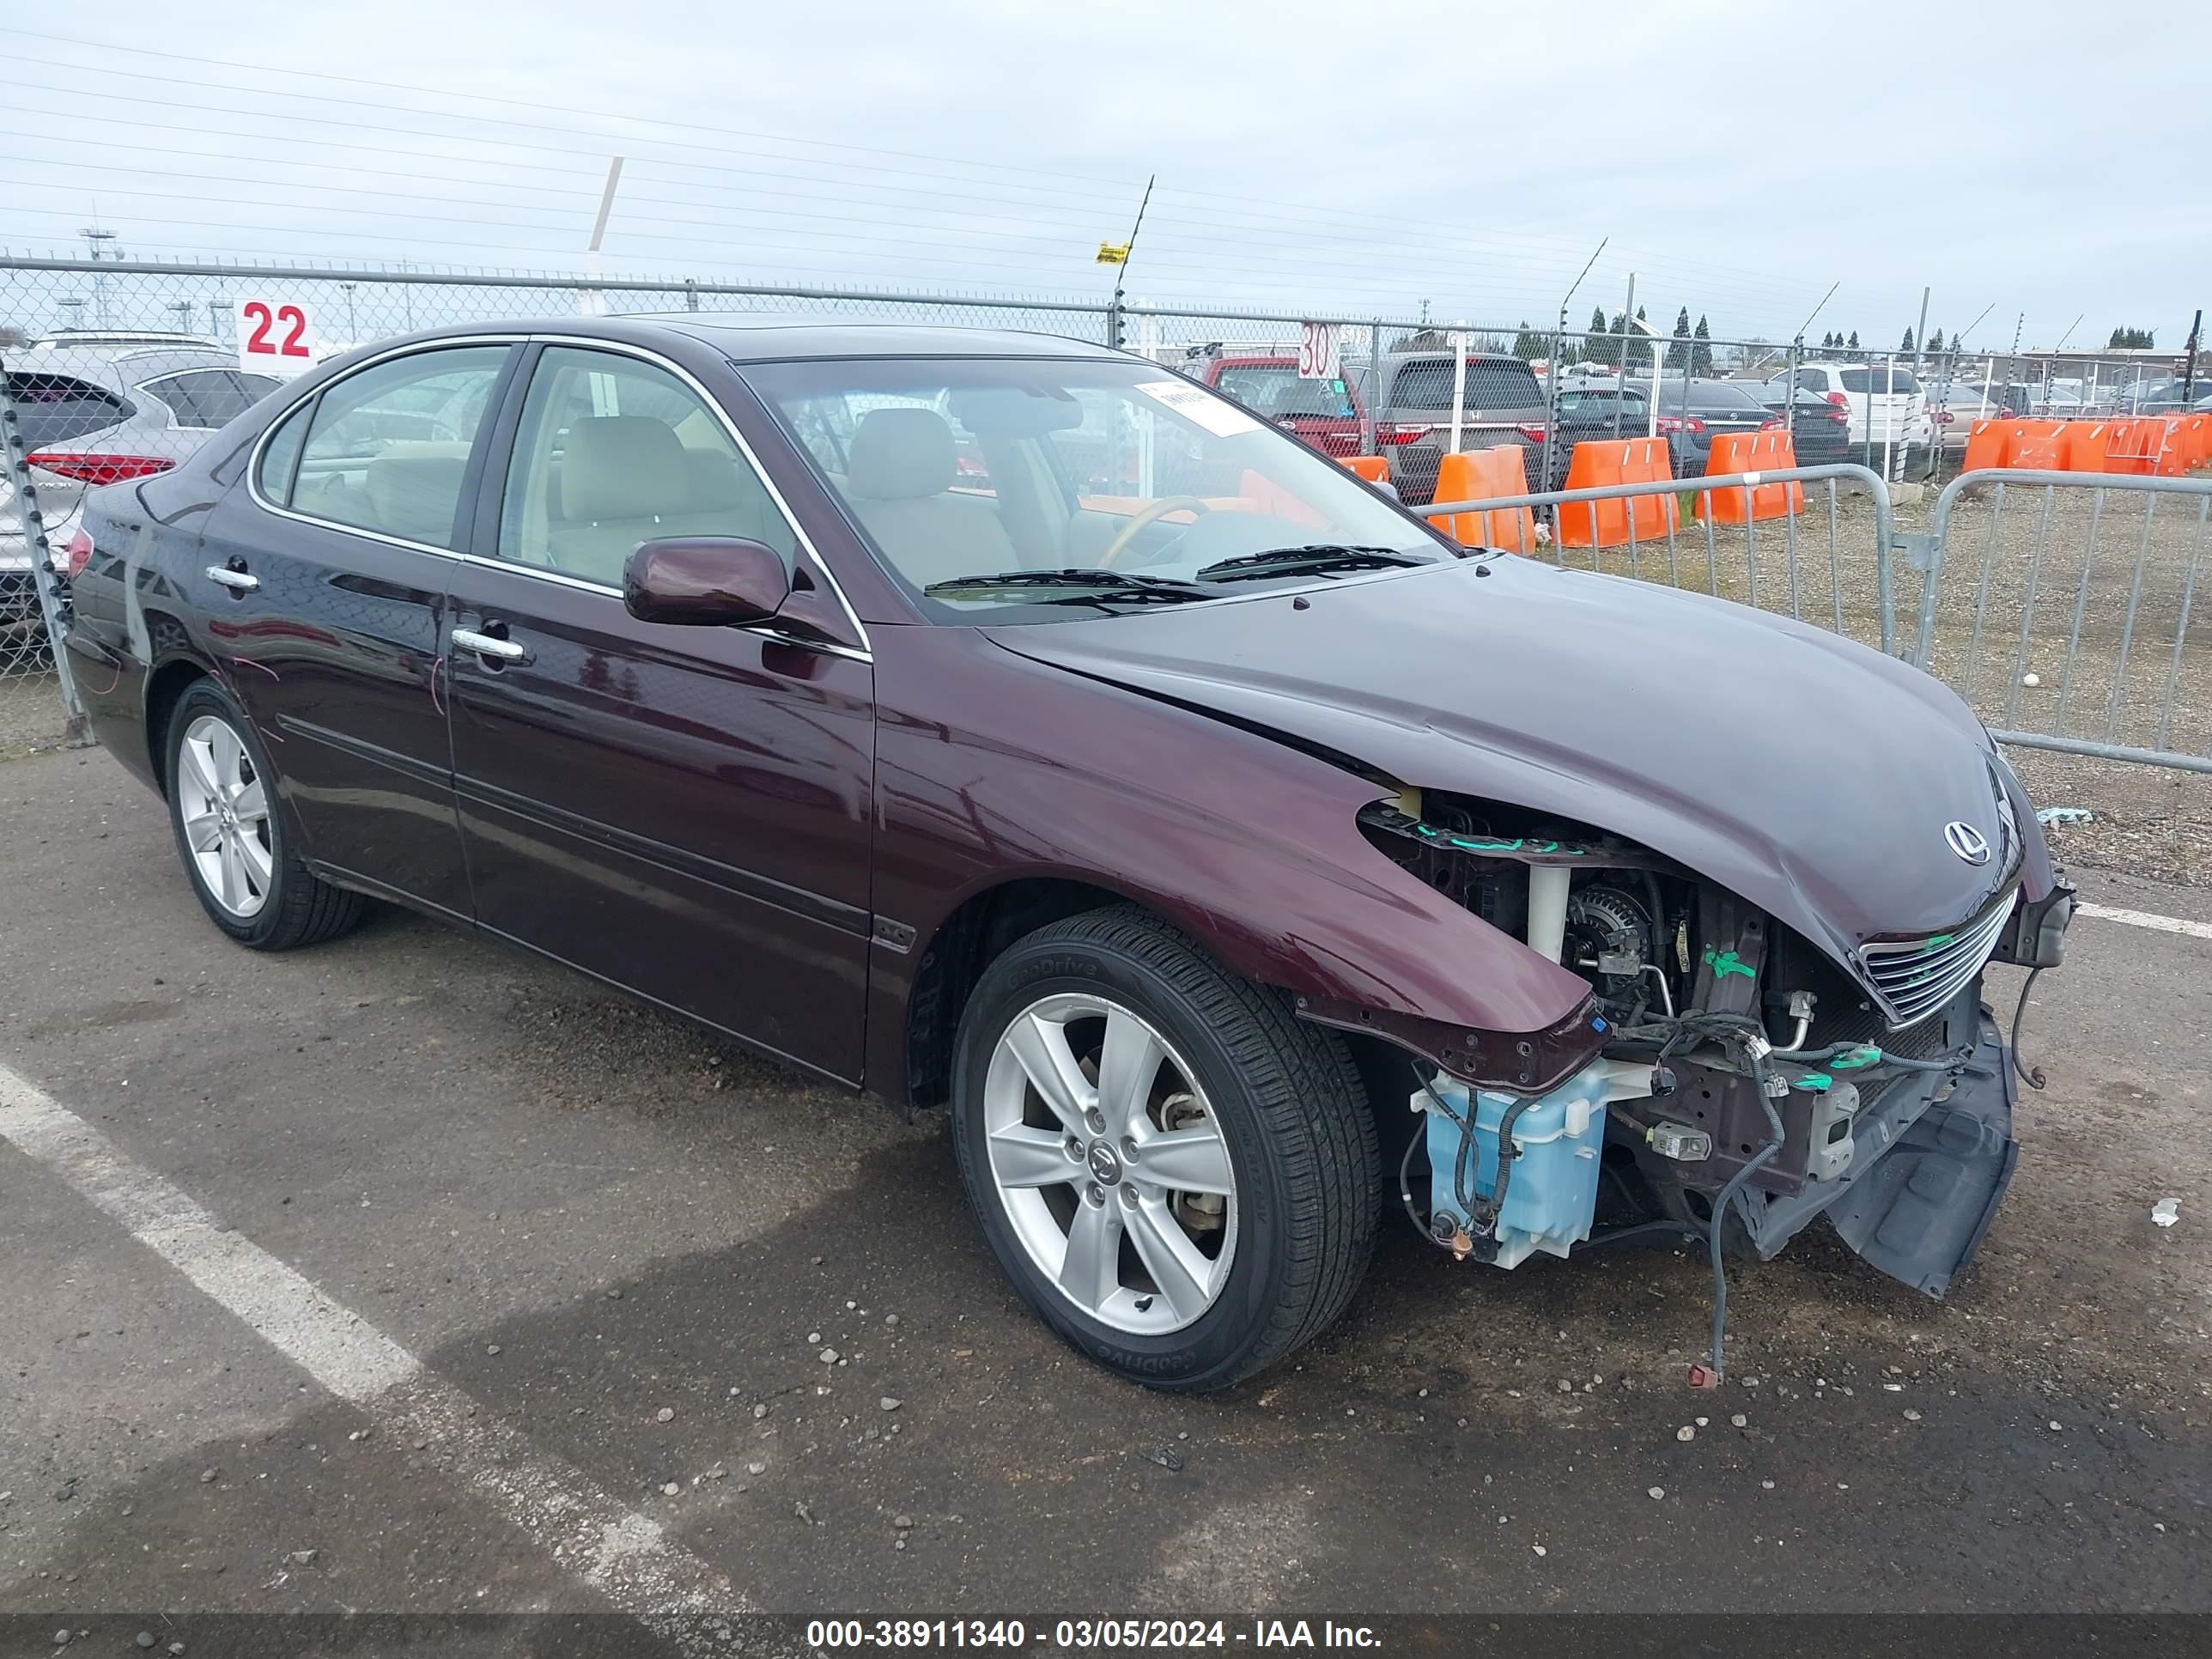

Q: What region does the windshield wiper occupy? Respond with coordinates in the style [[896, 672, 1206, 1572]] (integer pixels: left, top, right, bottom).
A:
[[922, 568, 1218, 605], [1194, 544, 1431, 583]]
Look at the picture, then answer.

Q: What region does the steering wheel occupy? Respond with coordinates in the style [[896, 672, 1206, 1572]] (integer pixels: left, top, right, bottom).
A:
[[1097, 495, 1212, 568]]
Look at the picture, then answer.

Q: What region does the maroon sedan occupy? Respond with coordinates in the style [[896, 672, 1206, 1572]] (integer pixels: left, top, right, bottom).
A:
[[63, 318, 2070, 1389]]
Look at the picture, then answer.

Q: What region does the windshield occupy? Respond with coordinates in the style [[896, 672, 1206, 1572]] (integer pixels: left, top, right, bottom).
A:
[[747, 356, 1445, 618]]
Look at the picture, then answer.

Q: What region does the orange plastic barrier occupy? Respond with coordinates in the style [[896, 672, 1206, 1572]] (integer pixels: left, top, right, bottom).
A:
[[1428, 447, 1538, 554], [2007, 428, 2066, 469], [1340, 453, 1390, 483], [2148, 416, 2194, 477], [1694, 430, 1802, 523], [1554, 437, 1676, 549], [2179, 414, 2212, 470], [1960, 419, 2010, 473], [2099, 419, 2160, 477]]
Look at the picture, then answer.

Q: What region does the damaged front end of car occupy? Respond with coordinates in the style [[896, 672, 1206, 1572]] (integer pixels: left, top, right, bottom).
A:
[[1341, 784, 2075, 1381]]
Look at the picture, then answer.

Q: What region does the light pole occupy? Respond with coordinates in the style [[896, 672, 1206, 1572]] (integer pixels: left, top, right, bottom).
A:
[[168, 301, 195, 336], [78, 227, 118, 328], [340, 282, 358, 344]]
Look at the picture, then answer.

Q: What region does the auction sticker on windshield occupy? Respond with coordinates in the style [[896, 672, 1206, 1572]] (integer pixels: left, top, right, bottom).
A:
[[1133, 380, 1261, 437]]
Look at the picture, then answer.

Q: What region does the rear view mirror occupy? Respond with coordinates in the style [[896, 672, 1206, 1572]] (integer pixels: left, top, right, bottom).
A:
[[624, 537, 790, 627]]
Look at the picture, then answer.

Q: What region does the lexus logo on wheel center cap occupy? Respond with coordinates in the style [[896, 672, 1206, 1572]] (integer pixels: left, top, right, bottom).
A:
[[1086, 1141, 1122, 1185], [1943, 820, 1992, 866]]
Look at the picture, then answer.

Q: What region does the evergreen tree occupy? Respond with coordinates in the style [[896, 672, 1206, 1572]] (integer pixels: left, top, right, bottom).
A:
[[1692, 314, 1713, 374], [1511, 321, 1544, 360], [1665, 306, 1692, 368], [1927, 327, 1945, 353], [1847, 330, 1861, 350], [1900, 325, 1915, 353]]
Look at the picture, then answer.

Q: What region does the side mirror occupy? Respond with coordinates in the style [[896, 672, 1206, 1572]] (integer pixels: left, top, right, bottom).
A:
[[623, 537, 790, 627]]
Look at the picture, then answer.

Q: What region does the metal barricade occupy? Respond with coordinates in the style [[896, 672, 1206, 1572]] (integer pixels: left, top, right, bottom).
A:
[[1418, 464, 1900, 656], [1909, 470, 2211, 775]]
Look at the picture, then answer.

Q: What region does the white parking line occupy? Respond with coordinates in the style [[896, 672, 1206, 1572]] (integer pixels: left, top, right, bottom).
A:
[[2077, 902, 2212, 943], [0, 1062, 745, 1650]]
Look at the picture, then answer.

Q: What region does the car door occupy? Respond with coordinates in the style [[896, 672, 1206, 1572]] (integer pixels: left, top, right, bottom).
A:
[[197, 340, 517, 916], [443, 341, 876, 1083]]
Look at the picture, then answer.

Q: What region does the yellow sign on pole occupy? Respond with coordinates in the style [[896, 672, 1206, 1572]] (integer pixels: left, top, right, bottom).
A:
[[1095, 241, 1131, 266]]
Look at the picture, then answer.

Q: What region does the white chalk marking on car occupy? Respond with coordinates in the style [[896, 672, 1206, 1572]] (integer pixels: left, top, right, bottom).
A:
[[0, 1061, 745, 1649], [2075, 902, 2212, 943]]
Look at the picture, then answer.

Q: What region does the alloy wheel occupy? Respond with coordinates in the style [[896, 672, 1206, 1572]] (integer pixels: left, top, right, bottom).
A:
[[981, 992, 1238, 1334], [175, 712, 274, 919]]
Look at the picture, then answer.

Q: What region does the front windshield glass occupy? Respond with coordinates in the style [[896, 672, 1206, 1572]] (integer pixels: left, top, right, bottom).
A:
[[745, 356, 1446, 619]]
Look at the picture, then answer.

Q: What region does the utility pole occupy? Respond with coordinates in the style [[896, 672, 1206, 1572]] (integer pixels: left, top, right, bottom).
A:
[[581, 155, 625, 318], [340, 282, 358, 344], [2184, 309, 2203, 407]]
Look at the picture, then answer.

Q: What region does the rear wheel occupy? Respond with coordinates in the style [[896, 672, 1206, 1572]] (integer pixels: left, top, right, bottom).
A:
[[951, 907, 1378, 1390], [166, 679, 365, 951]]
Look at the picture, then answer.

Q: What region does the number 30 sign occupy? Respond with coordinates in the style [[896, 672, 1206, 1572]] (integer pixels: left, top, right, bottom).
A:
[[234, 298, 318, 378]]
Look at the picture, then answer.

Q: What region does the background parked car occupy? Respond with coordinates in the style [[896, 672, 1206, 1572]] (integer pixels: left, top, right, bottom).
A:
[[1754, 385, 1854, 465], [1523, 382, 1648, 489], [1924, 380, 2007, 449], [1181, 347, 1366, 459], [2104, 379, 2203, 416], [1622, 377, 1776, 476], [3, 337, 279, 627], [1340, 348, 1548, 503], [1764, 361, 1929, 449]]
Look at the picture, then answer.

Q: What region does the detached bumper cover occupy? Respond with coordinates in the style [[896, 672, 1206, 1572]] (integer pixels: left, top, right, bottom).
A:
[[1826, 1012, 2018, 1299]]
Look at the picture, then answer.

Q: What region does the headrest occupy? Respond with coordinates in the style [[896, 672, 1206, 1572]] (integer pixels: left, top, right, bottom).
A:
[[847, 407, 955, 501], [364, 450, 467, 544], [561, 416, 688, 522]]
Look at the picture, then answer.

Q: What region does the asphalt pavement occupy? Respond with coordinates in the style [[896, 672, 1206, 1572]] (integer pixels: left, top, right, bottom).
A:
[[3, 745, 2208, 1644]]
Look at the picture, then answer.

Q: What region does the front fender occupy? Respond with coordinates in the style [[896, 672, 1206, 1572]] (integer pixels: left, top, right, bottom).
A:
[[866, 629, 1599, 1097]]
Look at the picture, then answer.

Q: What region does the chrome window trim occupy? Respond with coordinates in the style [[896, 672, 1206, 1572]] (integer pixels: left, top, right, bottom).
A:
[[242, 331, 872, 663]]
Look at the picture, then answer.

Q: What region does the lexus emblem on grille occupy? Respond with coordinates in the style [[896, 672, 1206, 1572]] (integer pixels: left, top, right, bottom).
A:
[[1943, 820, 1992, 866]]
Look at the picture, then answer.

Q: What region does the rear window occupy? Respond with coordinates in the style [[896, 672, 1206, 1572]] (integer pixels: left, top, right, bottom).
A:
[[1554, 389, 1648, 419], [142, 368, 270, 429], [3, 373, 131, 447], [1838, 368, 1921, 394], [1390, 359, 1543, 411], [1212, 365, 1356, 420], [1687, 382, 1767, 412]]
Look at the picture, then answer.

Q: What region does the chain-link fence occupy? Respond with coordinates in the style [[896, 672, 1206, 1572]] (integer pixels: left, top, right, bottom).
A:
[[2, 252, 2204, 774]]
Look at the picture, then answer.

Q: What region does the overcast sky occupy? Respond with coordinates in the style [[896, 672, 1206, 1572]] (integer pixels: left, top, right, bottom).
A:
[[3, 2, 2208, 351]]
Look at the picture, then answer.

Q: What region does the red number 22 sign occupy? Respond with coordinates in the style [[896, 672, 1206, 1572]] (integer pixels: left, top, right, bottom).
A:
[[234, 298, 317, 378]]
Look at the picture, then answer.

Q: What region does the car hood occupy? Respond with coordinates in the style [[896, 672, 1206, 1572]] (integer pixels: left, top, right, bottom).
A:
[[982, 556, 2033, 968]]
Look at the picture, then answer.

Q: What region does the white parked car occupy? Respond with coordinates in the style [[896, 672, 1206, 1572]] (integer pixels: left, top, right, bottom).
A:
[[1765, 362, 1930, 449]]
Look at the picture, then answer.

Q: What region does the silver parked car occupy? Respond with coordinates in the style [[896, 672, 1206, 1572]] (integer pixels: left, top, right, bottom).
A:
[[3, 333, 280, 631]]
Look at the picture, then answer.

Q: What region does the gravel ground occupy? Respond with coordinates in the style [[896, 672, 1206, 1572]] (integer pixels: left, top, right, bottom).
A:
[[1, 747, 2209, 1635], [0, 671, 67, 760]]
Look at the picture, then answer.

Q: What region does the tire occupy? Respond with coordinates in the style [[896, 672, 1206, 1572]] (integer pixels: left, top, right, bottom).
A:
[[950, 905, 1378, 1390], [165, 678, 366, 951]]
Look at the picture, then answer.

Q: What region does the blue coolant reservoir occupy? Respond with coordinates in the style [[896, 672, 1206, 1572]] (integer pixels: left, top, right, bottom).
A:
[[1418, 1059, 1655, 1268]]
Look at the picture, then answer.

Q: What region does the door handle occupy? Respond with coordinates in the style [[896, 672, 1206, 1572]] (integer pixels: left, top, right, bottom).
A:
[[453, 626, 532, 665], [204, 565, 258, 592]]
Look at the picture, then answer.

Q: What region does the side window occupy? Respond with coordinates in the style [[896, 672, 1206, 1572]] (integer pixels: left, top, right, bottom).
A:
[[257, 400, 312, 506], [289, 346, 509, 549], [143, 368, 264, 429], [496, 346, 796, 589]]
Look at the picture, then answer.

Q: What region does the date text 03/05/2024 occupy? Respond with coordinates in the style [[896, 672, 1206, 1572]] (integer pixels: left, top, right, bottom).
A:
[[802, 1619, 1383, 1649]]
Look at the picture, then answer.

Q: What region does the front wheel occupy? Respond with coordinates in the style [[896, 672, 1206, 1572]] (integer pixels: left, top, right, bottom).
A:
[[951, 907, 1378, 1390], [166, 678, 366, 951]]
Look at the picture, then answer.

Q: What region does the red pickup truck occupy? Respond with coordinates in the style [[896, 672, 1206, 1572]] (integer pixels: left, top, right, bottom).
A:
[[1182, 348, 1367, 459]]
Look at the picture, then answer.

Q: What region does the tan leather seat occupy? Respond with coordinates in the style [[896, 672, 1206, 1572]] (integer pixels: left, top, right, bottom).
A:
[[843, 408, 1018, 586], [362, 446, 471, 546], [536, 416, 768, 585]]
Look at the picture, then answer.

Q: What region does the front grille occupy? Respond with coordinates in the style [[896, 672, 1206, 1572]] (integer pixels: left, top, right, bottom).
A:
[[1856, 893, 2015, 1030]]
